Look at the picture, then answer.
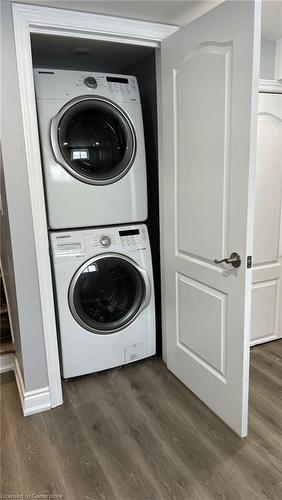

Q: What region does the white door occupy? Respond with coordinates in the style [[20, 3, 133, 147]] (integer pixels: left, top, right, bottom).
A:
[[251, 92, 282, 346], [160, 0, 261, 437]]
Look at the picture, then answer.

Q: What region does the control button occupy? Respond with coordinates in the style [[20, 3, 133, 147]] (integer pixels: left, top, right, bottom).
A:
[[130, 78, 137, 91], [84, 76, 97, 89], [100, 235, 111, 248]]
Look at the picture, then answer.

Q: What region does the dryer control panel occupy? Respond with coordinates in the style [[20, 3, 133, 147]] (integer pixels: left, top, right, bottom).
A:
[[106, 76, 138, 98], [34, 69, 140, 103]]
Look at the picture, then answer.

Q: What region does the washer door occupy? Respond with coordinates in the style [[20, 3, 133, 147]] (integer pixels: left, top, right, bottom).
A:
[[69, 254, 150, 334], [51, 96, 136, 185]]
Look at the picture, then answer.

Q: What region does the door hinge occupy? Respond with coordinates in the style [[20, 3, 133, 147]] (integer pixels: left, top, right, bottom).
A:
[[247, 256, 252, 269]]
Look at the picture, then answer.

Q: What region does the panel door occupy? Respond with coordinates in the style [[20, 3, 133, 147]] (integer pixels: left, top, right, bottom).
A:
[[251, 92, 282, 345], [160, 0, 261, 436]]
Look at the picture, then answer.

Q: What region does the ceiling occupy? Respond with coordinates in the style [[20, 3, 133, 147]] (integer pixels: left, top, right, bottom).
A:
[[31, 34, 154, 72], [6, 0, 282, 40], [5, 0, 223, 26]]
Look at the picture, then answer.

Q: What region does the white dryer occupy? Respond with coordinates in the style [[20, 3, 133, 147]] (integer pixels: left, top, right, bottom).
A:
[[50, 224, 155, 378], [34, 69, 148, 229]]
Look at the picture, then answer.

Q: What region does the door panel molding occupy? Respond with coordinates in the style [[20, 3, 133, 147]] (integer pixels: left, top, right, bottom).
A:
[[174, 42, 232, 263], [251, 279, 280, 344], [176, 272, 227, 380]]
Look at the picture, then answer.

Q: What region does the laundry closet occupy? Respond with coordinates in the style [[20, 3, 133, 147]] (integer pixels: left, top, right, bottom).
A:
[[30, 35, 162, 377]]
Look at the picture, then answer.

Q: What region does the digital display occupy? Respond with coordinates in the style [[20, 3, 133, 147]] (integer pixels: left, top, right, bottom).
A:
[[106, 77, 129, 84], [119, 229, 140, 237]]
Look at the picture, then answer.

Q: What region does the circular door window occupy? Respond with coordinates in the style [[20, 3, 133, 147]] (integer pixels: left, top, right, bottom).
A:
[[51, 96, 136, 185], [69, 255, 146, 334]]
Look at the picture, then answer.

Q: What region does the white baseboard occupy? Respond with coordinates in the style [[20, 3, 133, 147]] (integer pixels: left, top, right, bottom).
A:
[[0, 353, 15, 373], [14, 357, 51, 416], [250, 333, 282, 347]]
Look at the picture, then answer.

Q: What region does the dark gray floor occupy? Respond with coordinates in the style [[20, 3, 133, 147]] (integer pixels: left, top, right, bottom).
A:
[[1, 341, 282, 499]]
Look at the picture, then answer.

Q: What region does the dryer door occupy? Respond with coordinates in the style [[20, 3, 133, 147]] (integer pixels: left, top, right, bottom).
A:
[[69, 254, 150, 334], [51, 96, 136, 185]]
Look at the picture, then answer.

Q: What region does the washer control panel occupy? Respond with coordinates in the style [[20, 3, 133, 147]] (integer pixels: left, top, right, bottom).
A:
[[119, 227, 147, 249], [50, 226, 148, 260], [84, 227, 147, 251]]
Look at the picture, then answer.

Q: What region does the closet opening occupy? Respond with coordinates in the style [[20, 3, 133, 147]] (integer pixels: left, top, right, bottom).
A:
[[251, 6, 282, 347], [247, 5, 282, 443], [30, 33, 163, 369]]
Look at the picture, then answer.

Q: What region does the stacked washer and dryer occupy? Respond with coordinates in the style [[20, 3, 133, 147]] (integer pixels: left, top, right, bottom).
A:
[[34, 69, 156, 378]]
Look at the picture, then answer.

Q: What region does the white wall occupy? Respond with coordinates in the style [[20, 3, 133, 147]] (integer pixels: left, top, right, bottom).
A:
[[260, 38, 276, 79], [0, 151, 22, 368], [1, 1, 49, 391], [275, 38, 282, 80]]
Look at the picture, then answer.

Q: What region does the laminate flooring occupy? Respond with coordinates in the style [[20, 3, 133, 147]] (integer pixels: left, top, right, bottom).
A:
[[1, 340, 282, 499]]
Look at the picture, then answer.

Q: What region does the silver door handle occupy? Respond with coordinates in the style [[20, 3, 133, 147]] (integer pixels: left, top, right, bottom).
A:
[[214, 252, 241, 268]]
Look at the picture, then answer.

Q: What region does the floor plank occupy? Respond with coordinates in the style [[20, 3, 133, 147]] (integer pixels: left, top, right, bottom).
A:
[[0, 338, 15, 356], [1, 341, 282, 499]]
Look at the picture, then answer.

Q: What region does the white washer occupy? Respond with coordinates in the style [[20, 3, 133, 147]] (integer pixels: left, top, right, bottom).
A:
[[50, 224, 155, 378], [34, 69, 148, 229]]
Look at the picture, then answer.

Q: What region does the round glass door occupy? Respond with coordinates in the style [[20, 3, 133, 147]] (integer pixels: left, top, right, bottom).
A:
[[52, 97, 136, 185], [69, 256, 145, 334]]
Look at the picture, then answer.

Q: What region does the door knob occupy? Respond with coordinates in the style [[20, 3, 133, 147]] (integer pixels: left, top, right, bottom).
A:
[[214, 252, 241, 268]]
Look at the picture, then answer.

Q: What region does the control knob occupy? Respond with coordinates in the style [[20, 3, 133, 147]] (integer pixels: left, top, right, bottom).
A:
[[84, 76, 97, 89], [100, 235, 111, 248]]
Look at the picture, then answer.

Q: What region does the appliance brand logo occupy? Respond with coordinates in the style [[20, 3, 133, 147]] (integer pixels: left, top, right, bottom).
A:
[[56, 235, 71, 239]]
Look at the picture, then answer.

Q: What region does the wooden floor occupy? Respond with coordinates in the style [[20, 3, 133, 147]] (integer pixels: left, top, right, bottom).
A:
[[1, 341, 282, 499], [0, 339, 14, 356]]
